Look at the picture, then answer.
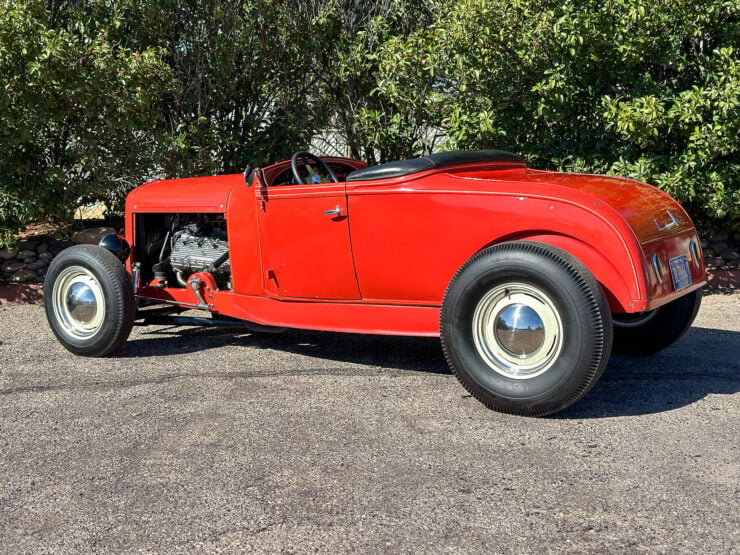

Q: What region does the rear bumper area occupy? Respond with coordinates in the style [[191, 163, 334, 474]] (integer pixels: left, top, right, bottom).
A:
[[639, 228, 706, 311]]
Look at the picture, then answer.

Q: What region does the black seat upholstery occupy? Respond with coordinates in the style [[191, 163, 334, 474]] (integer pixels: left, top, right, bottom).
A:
[[345, 149, 524, 182]]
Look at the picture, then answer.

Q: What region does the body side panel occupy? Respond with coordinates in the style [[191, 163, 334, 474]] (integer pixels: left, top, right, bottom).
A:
[[346, 175, 645, 311], [225, 174, 264, 295]]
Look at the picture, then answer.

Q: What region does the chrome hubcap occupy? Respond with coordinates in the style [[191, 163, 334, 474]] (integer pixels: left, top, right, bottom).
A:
[[495, 304, 546, 356], [472, 283, 563, 379], [53, 266, 105, 339], [66, 281, 98, 323]]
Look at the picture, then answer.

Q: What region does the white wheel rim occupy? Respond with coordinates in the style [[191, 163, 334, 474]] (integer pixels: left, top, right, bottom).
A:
[[472, 282, 563, 379], [52, 265, 106, 340]]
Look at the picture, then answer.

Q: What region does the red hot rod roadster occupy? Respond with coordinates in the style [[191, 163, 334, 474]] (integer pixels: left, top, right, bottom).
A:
[[44, 150, 705, 416]]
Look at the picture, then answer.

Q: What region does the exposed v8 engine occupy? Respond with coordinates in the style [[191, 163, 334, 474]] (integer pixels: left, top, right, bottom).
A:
[[168, 216, 230, 289]]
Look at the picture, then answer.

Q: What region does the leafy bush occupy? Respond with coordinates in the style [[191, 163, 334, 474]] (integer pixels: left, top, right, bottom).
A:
[[0, 0, 323, 246], [0, 1, 176, 246]]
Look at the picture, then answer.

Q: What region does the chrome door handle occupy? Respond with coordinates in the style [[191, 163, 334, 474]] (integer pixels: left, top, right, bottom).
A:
[[324, 205, 342, 216]]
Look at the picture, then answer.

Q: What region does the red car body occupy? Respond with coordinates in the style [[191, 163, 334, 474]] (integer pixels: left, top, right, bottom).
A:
[[125, 154, 704, 333]]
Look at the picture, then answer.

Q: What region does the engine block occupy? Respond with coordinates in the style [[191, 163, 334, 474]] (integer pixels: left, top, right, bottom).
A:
[[169, 225, 230, 275]]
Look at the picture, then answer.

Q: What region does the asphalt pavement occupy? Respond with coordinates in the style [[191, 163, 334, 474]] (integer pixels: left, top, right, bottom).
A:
[[1, 292, 738, 553]]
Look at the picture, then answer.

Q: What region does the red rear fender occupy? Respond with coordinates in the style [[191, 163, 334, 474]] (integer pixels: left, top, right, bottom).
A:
[[513, 233, 643, 312]]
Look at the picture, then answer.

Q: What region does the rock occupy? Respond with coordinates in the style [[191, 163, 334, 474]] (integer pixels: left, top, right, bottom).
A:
[[19, 239, 40, 251], [711, 241, 728, 253], [703, 248, 716, 257], [700, 239, 709, 249], [72, 227, 116, 245], [712, 231, 729, 242], [10, 269, 37, 283], [17, 249, 37, 259], [27, 259, 48, 271], [703, 257, 724, 269], [720, 249, 739, 261], [22, 256, 37, 265], [0, 248, 18, 260], [38, 251, 54, 261], [36, 243, 49, 254], [727, 259, 740, 268], [48, 245, 66, 255], [2, 260, 26, 273]]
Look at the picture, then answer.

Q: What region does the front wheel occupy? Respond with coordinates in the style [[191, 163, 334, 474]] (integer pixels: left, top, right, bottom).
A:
[[440, 241, 613, 417], [44, 245, 135, 356], [612, 289, 702, 356]]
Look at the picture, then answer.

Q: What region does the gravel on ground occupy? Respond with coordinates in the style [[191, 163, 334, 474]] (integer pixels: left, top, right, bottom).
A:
[[0, 292, 738, 552]]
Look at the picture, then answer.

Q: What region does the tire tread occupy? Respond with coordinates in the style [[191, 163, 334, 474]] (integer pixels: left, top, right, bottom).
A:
[[440, 241, 612, 417], [44, 245, 134, 357]]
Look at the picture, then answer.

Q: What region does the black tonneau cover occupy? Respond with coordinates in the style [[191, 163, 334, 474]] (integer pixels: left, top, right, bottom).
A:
[[346, 149, 524, 182]]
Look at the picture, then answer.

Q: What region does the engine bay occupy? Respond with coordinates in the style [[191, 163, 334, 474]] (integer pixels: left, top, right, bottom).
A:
[[134, 213, 231, 290]]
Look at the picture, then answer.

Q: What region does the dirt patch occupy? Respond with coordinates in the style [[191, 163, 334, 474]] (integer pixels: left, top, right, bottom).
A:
[[705, 268, 740, 294], [0, 283, 44, 305]]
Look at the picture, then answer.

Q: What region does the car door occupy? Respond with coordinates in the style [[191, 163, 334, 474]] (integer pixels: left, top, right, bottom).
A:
[[257, 181, 361, 300]]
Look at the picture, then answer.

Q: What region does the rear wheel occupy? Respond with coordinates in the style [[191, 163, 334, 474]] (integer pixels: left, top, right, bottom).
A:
[[612, 289, 702, 356], [44, 245, 135, 356], [440, 241, 612, 417]]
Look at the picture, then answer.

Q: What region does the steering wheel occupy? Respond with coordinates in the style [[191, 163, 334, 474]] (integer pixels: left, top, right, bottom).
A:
[[291, 151, 339, 185]]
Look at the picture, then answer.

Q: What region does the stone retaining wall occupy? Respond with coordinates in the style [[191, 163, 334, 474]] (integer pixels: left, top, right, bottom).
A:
[[700, 230, 739, 270], [0, 227, 115, 284], [0, 238, 70, 284]]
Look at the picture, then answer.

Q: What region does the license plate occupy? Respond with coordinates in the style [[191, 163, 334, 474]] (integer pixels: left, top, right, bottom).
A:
[[669, 255, 691, 291]]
